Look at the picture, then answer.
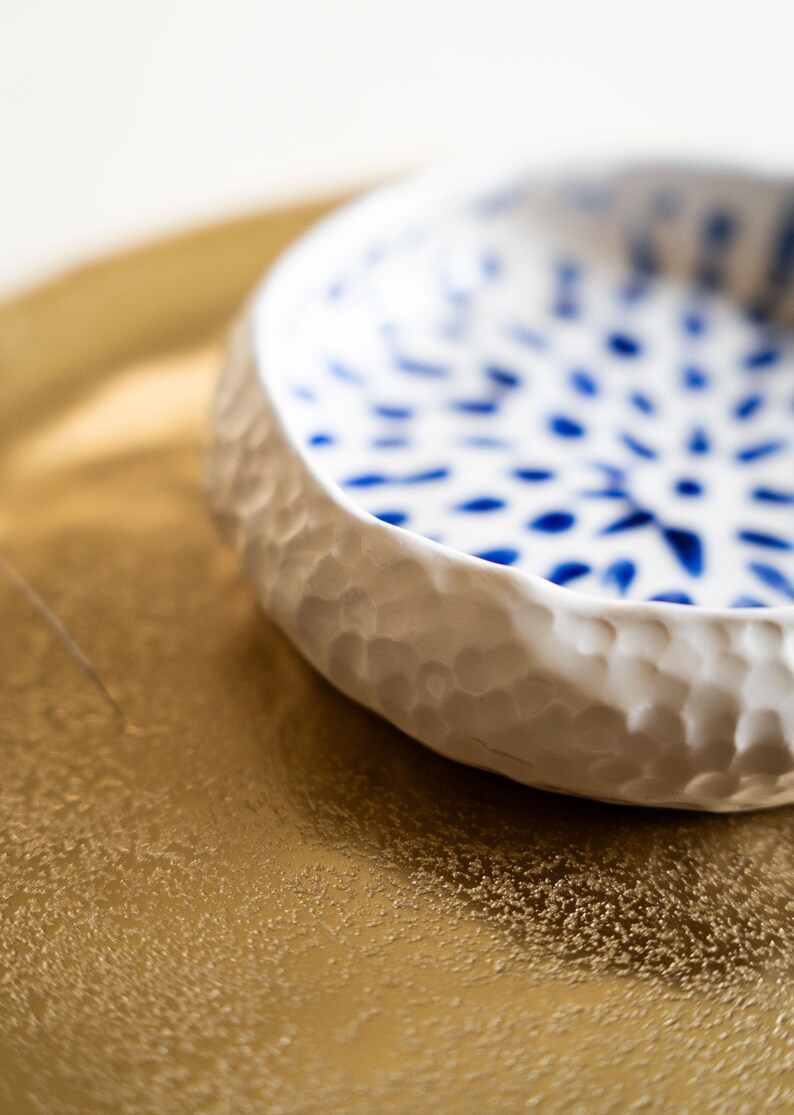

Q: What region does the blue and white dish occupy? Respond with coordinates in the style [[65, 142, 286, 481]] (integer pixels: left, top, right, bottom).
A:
[[209, 161, 794, 811]]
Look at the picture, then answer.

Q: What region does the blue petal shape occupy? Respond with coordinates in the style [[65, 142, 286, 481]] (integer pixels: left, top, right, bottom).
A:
[[607, 332, 643, 357], [621, 277, 650, 304], [662, 527, 704, 576], [547, 561, 591, 585], [550, 415, 586, 438], [621, 432, 658, 459], [581, 487, 629, 499], [682, 364, 709, 390], [486, 365, 522, 388], [753, 487, 794, 504], [681, 311, 707, 336], [737, 530, 792, 551], [530, 511, 576, 533], [374, 404, 413, 419], [556, 261, 580, 283], [749, 562, 794, 600], [451, 399, 499, 414], [688, 426, 711, 454], [570, 369, 599, 396], [345, 473, 389, 488], [736, 440, 786, 462], [508, 324, 548, 350], [456, 496, 505, 512], [476, 547, 519, 566], [405, 468, 450, 483], [373, 436, 410, 449], [675, 478, 703, 497], [630, 391, 656, 415], [395, 355, 449, 377], [650, 591, 694, 604], [481, 253, 502, 279], [592, 462, 626, 481], [602, 559, 637, 594], [329, 359, 365, 383], [734, 394, 763, 420], [553, 299, 579, 319], [463, 436, 512, 449], [375, 510, 409, 527], [743, 346, 780, 370], [308, 433, 335, 446], [601, 510, 655, 534], [513, 467, 555, 482], [731, 595, 768, 608]]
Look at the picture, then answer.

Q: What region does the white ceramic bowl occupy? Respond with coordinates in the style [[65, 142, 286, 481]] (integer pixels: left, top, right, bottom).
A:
[[208, 160, 794, 811]]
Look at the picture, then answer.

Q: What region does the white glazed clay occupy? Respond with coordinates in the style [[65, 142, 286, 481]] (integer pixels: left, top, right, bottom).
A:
[[207, 161, 794, 810]]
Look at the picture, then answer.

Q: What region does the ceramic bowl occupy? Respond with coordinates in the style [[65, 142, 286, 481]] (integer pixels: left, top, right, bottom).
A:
[[207, 160, 794, 811]]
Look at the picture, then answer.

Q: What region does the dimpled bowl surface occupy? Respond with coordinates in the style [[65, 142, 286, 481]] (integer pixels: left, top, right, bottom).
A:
[[208, 162, 794, 811]]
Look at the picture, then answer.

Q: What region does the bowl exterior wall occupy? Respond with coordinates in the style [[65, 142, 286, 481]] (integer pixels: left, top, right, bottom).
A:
[[208, 316, 794, 812]]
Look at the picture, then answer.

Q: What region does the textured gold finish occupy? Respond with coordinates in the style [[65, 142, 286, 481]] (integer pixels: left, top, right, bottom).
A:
[[0, 205, 792, 1114]]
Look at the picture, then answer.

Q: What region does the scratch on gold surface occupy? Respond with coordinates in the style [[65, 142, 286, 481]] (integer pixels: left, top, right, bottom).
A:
[[0, 549, 123, 722], [0, 208, 792, 1115]]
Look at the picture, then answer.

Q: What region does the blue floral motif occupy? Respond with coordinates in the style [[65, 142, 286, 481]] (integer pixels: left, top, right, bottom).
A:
[[277, 175, 794, 607]]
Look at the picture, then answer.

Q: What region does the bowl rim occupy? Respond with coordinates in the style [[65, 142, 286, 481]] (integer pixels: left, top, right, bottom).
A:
[[252, 155, 794, 625]]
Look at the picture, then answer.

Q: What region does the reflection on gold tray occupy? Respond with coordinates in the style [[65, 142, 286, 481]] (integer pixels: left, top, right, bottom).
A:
[[0, 201, 792, 1114]]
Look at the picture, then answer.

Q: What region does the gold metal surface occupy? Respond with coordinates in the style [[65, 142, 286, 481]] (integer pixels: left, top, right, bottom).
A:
[[1, 203, 792, 1115]]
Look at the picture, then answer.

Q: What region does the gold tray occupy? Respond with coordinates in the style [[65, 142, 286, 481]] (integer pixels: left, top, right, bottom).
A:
[[1, 202, 792, 1114]]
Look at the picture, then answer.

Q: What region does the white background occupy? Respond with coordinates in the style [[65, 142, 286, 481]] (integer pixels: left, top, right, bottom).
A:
[[1, 0, 793, 296]]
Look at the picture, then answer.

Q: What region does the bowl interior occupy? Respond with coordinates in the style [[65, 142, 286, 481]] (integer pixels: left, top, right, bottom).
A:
[[257, 164, 794, 609]]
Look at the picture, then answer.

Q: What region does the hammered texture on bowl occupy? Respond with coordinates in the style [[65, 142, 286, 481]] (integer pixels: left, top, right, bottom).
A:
[[207, 315, 794, 811]]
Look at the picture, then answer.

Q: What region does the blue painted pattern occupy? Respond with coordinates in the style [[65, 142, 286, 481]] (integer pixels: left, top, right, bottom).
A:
[[269, 171, 794, 608]]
